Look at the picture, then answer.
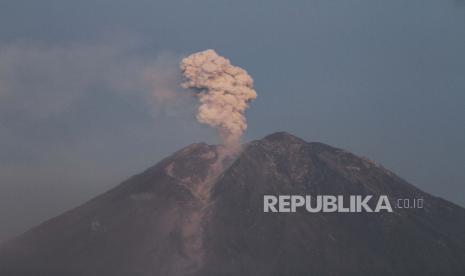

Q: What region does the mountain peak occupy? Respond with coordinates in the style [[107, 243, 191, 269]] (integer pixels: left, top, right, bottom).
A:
[[2, 132, 465, 276], [262, 131, 306, 144]]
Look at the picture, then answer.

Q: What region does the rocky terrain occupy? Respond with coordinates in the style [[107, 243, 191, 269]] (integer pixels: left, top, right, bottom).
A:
[[1, 132, 464, 275]]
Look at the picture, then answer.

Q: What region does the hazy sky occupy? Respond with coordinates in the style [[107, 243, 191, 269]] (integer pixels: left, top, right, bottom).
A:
[[0, 0, 464, 241]]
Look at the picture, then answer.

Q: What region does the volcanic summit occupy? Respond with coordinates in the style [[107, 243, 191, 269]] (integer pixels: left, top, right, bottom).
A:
[[1, 132, 464, 276]]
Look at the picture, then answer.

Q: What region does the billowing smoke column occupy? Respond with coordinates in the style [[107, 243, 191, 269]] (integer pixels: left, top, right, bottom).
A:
[[180, 49, 257, 149]]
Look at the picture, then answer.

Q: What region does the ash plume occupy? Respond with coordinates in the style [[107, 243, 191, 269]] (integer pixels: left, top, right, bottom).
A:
[[180, 49, 257, 150]]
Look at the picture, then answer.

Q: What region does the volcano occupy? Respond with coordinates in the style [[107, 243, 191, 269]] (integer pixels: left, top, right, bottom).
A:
[[1, 132, 465, 275]]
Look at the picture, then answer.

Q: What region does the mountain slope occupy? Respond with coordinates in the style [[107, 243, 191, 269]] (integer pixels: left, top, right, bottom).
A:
[[1, 132, 464, 276], [0, 142, 226, 276], [202, 132, 465, 275]]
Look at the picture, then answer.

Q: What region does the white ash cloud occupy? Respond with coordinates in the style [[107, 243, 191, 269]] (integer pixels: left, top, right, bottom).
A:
[[180, 49, 257, 148]]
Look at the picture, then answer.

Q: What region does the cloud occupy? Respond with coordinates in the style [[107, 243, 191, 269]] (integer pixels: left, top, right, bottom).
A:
[[0, 40, 183, 120], [180, 49, 257, 149]]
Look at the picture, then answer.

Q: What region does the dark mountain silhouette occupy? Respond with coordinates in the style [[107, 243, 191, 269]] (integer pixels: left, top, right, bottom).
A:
[[1, 132, 464, 276]]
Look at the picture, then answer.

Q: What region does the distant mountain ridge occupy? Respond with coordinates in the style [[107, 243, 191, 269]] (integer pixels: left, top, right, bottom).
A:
[[1, 132, 464, 276]]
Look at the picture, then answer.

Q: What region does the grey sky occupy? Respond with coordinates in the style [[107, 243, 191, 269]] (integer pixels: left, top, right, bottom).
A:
[[0, 0, 464, 241]]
